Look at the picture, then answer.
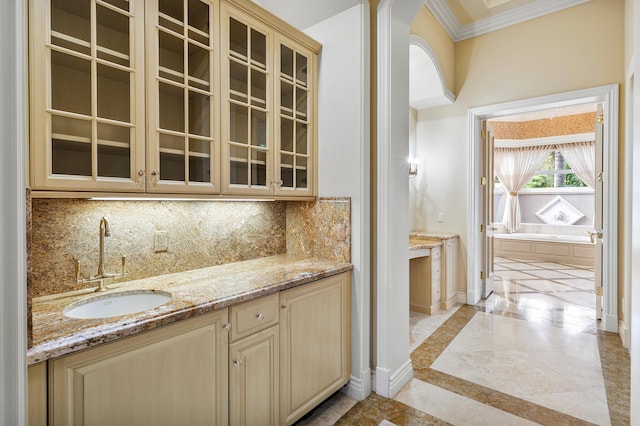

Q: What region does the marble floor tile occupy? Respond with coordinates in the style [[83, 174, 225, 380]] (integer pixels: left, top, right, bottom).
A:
[[333, 257, 627, 425], [296, 391, 358, 425], [502, 262, 540, 271], [525, 269, 576, 279], [431, 312, 608, 424], [394, 379, 538, 426], [510, 279, 575, 292], [559, 268, 596, 278], [495, 270, 537, 280]]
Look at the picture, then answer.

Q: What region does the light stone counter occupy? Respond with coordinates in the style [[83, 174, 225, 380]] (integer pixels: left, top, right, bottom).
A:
[[410, 231, 459, 241], [28, 254, 352, 365]]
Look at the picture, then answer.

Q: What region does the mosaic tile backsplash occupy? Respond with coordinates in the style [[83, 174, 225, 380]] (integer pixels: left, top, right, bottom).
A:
[[31, 197, 350, 297]]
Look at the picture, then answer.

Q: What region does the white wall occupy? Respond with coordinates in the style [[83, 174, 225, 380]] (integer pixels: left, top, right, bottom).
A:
[[0, 0, 27, 424], [411, 0, 625, 297], [304, 3, 372, 400]]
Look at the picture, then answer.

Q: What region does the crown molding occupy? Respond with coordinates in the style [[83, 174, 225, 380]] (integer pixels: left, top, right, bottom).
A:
[[425, 0, 590, 42]]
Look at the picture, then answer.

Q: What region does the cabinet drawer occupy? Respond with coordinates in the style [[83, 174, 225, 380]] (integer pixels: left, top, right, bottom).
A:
[[231, 294, 279, 342]]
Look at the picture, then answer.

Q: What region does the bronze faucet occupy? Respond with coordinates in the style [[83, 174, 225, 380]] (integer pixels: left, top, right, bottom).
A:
[[75, 216, 127, 292]]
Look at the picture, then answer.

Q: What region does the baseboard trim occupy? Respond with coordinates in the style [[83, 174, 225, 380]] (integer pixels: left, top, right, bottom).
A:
[[343, 368, 372, 400], [456, 291, 467, 304], [374, 358, 413, 398], [619, 320, 630, 349]]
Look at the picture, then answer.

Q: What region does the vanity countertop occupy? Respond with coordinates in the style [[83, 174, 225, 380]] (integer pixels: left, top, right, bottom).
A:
[[28, 254, 352, 365], [409, 238, 442, 251], [410, 231, 459, 241]]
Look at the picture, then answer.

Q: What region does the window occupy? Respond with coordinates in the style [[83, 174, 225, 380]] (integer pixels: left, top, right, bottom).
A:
[[524, 150, 586, 189]]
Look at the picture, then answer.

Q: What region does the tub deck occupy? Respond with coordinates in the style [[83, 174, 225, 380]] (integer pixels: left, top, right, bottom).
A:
[[494, 233, 595, 266]]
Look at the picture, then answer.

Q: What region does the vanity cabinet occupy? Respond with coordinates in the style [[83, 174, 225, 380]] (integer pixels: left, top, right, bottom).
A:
[[409, 246, 441, 314], [279, 273, 351, 425], [30, 0, 319, 198], [440, 236, 458, 310], [48, 309, 229, 425], [229, 294, 280, 425]]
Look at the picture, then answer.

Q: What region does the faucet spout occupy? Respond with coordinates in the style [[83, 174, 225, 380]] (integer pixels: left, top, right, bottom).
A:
[[98, 217, 110, 276]]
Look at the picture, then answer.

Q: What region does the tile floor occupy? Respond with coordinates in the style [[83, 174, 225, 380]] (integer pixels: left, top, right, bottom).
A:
[[296, 257, 630, 425]]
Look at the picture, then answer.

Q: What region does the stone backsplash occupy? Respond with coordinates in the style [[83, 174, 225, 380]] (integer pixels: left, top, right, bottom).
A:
[[286, 198, 351, 263], [30, 197, 350, 297]]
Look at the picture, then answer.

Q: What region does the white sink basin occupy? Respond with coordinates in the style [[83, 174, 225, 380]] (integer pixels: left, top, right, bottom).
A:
[[64, 290, 172, 319]]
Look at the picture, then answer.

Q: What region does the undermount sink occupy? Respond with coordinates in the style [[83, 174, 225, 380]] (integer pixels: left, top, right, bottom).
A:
[[64, 290, 172, 319]]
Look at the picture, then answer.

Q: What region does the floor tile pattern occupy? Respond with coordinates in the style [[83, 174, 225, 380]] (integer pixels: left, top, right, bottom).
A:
[[297, 258, 629, 425]]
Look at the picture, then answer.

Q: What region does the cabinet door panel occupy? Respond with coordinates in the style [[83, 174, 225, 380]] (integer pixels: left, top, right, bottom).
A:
[[221, 7, 274, 195], [230, 326, 279, 426], [274, 37, 316, 196], [30, 0, 145, 191], [49, 310, 229, 425], [279, 273, 351, 425], [147, 0, 220, 194]]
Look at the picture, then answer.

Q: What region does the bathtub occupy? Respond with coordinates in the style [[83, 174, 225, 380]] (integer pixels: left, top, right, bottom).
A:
[[494, 232, 595, 266]]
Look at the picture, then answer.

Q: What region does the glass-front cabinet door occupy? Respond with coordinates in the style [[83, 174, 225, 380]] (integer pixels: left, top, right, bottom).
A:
[[30, 0, 146, 192], [221, 5, 273, 195], [146, 0, 219, 193], [275, 37, 315, 197]]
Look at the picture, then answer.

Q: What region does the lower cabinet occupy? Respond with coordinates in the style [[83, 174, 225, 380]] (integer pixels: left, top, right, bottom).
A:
[[279, 273, 352, 425], [409, 246, 441, 314], [39, 273, 351, 426], [28, 362, 47, 426], [229, 294, 280, 426], [440, 237, 459, 310], [229, 326, 280, 425], [48, 309, 229, 425]]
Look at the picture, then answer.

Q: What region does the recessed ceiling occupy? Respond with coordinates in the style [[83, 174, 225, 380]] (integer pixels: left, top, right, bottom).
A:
[[424, 0, 590, 41]]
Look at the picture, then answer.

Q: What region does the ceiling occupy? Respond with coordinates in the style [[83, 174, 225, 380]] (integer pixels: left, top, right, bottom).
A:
[[424, 0, 590, 41]]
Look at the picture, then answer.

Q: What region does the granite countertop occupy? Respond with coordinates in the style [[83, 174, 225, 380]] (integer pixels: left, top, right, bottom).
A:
[[409, 238, 442, 251], [410, 231, 459, 241], [28, 254, 352, 365]]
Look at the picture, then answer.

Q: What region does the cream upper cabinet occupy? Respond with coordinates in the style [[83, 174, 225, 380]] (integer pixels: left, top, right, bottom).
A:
[[49, 309, 229, 425], [30, 0, 146, 192], [146, 0, 221, 193], [30, 0, 319, 198], [220, 2, 318, 197]]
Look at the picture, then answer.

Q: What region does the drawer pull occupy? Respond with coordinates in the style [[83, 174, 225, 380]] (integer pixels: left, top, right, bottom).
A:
[[256, 313, 264, 320]]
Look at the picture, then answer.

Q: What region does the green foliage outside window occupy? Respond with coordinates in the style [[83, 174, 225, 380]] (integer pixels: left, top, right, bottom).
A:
[[523, 150, 587, 189]]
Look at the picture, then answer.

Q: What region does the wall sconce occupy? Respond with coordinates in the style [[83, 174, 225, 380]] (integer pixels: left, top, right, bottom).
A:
[[408, 156, 418, 177]]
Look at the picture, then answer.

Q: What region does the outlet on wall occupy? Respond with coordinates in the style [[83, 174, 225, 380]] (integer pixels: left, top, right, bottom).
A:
[[437, 212, 444, 222], [154, 230, 168, 253]]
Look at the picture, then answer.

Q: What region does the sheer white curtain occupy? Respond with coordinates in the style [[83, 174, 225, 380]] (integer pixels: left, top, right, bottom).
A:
[[558, 141, 596, 189], [494, 146, 552, 233]]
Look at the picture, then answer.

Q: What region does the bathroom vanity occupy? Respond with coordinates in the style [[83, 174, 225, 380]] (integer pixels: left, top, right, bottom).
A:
[[409, 232, 459, 314]]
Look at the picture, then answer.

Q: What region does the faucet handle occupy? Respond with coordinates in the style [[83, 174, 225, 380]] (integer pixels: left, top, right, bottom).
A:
[[121, 255, 127, 276]]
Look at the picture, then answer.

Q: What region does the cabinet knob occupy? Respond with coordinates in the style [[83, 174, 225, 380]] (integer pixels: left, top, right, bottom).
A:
[[281, 304, 287, 310], [233, 359, 242, 367], [135, 170, 145, 188], [223, 323, 230, 332], [256, 312, 264, 320]]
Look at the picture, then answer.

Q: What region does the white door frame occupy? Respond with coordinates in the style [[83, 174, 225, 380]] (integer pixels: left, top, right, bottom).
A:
[[467, 84, 619, 333]]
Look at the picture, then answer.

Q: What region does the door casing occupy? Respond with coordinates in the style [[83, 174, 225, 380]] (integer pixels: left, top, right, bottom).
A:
[[467, 84, 619, 333]]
